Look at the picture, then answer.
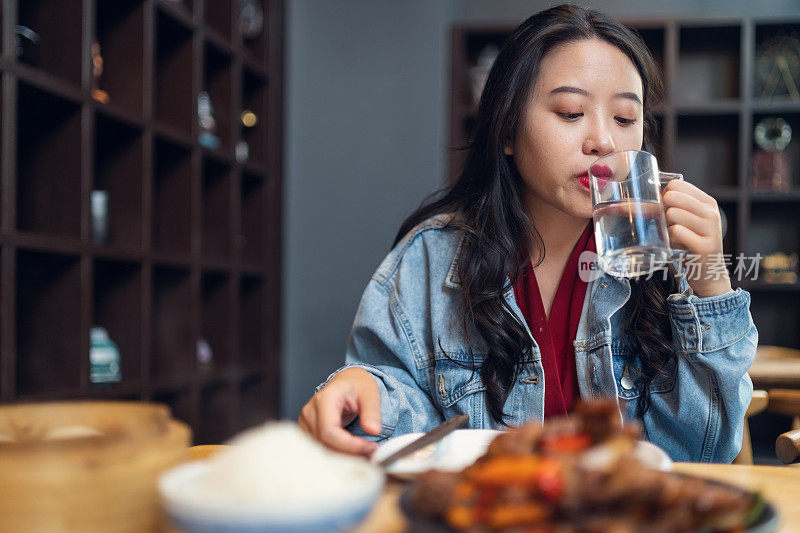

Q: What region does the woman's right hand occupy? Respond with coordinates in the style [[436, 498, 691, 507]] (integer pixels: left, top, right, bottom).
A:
[[298, 367, 382, 456]]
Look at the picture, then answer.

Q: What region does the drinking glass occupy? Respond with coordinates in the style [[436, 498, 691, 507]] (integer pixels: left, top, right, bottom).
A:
[[590, 150, 683, 278]]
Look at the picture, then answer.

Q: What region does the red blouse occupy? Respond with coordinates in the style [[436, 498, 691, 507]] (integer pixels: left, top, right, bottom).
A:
[[512, 223, 596, 417]]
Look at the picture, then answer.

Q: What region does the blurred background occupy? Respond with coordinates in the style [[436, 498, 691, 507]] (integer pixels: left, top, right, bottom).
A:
[[2, 0, 800, 464]]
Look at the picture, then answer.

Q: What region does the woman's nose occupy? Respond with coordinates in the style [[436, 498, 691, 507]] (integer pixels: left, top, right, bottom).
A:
[[582, 119, 616, 156]]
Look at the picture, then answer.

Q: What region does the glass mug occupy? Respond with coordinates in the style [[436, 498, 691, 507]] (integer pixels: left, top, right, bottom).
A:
[[589, 150, 683, 278]]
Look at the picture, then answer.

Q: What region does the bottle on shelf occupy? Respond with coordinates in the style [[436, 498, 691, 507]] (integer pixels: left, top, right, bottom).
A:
[[90, 326, 121, 385]]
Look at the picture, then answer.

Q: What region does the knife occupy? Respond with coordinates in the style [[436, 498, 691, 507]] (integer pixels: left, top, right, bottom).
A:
[[377, 414, 470, 468]]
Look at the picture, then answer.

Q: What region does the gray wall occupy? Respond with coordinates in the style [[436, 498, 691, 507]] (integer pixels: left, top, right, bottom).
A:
[[282, 1, 456, 418], [281, 0, 800, 419]]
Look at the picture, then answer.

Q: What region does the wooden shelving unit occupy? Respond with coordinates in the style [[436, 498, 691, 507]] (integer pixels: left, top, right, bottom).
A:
[[451, 17, 800, 350], [0, 0, 283, 444]]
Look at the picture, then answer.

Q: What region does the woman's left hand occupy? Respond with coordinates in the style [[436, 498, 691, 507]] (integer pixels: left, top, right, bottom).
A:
[[662, 179, 732, 298]]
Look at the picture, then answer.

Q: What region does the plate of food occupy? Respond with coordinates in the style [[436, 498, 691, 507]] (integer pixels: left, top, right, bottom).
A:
[[399, 401, 778, 533]]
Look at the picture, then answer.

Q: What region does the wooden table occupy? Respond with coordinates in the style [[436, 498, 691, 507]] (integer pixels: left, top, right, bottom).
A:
[[748, 346, 800, 389], [355, 463, 800, 532]]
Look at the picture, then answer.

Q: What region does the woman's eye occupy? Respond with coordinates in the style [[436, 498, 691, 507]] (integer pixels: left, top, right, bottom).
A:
[[615, 116, 636, 125], [557, 112, 582, 120]]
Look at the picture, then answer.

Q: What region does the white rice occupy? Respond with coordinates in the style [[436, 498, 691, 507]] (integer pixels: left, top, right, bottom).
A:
[[180, 422, 379, 510]]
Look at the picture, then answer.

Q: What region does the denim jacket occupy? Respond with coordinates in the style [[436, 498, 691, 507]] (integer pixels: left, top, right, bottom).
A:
[[319, 215, 757, 463]]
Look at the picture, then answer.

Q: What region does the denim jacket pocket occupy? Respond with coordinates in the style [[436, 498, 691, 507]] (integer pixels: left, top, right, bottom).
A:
[[431, 353, 485, 406], [611, 345, 677, 400]]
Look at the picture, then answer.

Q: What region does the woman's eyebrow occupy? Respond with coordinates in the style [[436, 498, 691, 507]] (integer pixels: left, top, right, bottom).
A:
[[548, 86, 642, 105]]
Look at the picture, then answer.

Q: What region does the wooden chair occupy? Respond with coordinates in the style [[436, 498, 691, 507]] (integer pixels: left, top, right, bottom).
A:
[[744, 345, 800, 465], [734, 390, 769, 464], [768, 389, 800, 465]]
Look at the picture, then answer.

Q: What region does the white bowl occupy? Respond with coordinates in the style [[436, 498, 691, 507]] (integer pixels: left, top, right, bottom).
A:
[[159, 459, 384, 533]]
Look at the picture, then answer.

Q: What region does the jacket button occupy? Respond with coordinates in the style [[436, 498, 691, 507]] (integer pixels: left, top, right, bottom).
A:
[[600, 282, 608, 288], [620, 376, 634, 390]]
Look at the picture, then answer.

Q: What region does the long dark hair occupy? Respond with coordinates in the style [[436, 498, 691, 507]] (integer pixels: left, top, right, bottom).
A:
[[394, 4, 676, 424]]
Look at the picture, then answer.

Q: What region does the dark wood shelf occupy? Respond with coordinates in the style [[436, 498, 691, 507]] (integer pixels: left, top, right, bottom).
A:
[[203, 42, 234, 151], [95, 112, 145, 246], [17, 81, 82, 238], [749, 190, 800, 202], [94, 99, 148, 131], [201, 156, 233, 259], [1, 0, 284, 442], [12, 62, 84, 105], [156, 0, 197, 31], [16, 250, 83, 395], [96, 0, 146, 115], [673, 100, 741, 114], [18, 0, 83, 87], [204, 0, 233, 43], [708, 187, 741, 202], [739, 281, 800, 292], [752, 100, 800, 114], [155, 9, 195, 135]]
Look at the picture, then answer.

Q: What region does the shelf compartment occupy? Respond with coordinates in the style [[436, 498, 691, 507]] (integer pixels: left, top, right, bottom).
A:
[[94, 113, 144, 246], [750, 112, 800, 192], [632, 26, 665, 81], [93, 259, 143, 385], [16, 82, 82, 237], [201, 157, 232, 258], [151, 266, 194, 379], [674, 114, 739, 189], [754, 23, 800, 101], [155, 9, 194, 134], [240, 171, 265, 264], [204, 0, 232, 42], [241, 68, 267, 165], [750, 293, 800, 349], [95, 0, 145, 115], [152, 386, 195, 435], [197, 382, 233, 444], [241, 0, 268, 63], [201, 271, 233, 372], [238, 374, 269, 430], [16, 251, 82, 395], [153, 138, 192, 252], [18, 0, 83, 86], [239, 274, 264, 369], [676, 25, 741, 102], [747, 203, 800, 257], [203, 43, 233, 151]]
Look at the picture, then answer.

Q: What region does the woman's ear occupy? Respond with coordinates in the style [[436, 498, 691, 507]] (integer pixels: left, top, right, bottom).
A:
[[504, 140, 513, 156]]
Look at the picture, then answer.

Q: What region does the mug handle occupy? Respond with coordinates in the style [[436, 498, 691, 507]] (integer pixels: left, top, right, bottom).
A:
[[659, 171, 683, 186], [658, 172, 689, 263]]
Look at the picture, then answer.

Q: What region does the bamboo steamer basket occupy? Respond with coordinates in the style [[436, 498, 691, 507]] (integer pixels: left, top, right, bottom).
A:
[[0, 401, 191, 532]]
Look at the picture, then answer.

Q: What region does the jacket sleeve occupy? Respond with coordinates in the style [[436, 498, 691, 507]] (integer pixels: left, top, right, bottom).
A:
[[316, 278, 443, 441], [638, 287, 757, 463]]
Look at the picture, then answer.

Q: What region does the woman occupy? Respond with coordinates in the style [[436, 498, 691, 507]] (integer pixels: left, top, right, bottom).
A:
[[298, 5, 756, 463]]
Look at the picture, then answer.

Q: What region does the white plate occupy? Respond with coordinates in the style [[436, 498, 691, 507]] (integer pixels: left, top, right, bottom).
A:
[[372, 430, 672, 479], [633, 440, 673, 471], [371, 429, 501, 479]]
